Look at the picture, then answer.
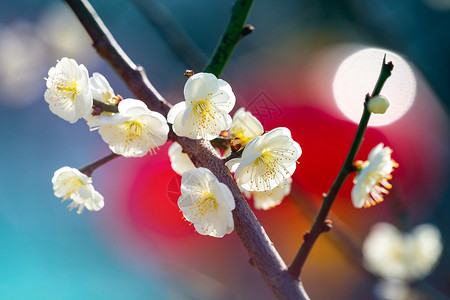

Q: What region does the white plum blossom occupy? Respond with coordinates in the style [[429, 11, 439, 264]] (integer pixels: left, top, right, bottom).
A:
[[44, 57, 92, 123], [352, 143, 398, 208], [243, 177, 292, 210], [229, 108, 264, 147], [178, 167, 235, 238], [226, 127, 301, 192], [85, 72, 120, 129], [167, 72, 235, 140], [98, 98, 169, 157], [52, 166, 104, 214], [168, 142, 196, 175], [363, 222, 443, 281]]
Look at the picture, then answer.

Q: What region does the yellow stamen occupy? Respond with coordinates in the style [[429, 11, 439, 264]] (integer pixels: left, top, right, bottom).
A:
[[125, 121, 144, 137], [192, 192, 217, 218]]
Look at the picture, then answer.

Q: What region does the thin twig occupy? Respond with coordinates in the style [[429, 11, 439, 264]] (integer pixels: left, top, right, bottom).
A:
[[210, 137, 231, 151], [65, 0, 309, 298], [289, 186, 377, 280], [224, 148, 244, 162], [79, 152, 119, 177], [291, 185, 450, 299], [288, 56, 394, 277], [93, 99, 119, 113], [204, 0, 254, 77]]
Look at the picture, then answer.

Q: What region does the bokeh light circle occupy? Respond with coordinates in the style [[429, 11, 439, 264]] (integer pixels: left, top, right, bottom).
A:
[[333, 47, 416, 126]]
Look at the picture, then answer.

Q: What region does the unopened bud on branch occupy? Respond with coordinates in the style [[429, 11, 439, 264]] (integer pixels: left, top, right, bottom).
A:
[[184, 70, 194, 78], [367, 95, 390, 114]]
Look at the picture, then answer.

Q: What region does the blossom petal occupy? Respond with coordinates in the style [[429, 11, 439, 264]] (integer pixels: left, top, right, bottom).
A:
[[184, 73, 219, 104], [168, 142, 196, 175], [209, 79, 236, 113], [90, 72, 115, 102], [167, 101, 187, 124], [225, 158, 241, 173], [84, 189, 105, 211], [230, 108, 264, 145], [251, 177, 292, 210], [118, 98, 149, 114]]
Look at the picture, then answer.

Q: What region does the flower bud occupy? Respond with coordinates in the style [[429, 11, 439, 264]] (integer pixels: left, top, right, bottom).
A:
[[367, 95, 390, 114]]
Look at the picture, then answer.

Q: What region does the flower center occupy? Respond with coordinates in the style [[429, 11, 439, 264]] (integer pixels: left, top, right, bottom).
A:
[[192, 100, 221, 130], [249, 147, 298, 191], [257, 152, 274, 166], [56, 80, 78, 99], [193, 100, 213, 117], [195, 192, 218, 217], [122, 119, 159, 155], [232, 127, 252, 146], [253, 152, 279, 187], [102, 91, 113, 103], [64, 177, 84, 200], [125, 121, 145, 137]]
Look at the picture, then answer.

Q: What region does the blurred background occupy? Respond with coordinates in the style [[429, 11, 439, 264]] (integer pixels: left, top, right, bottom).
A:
[[0, 0, 449, 299]]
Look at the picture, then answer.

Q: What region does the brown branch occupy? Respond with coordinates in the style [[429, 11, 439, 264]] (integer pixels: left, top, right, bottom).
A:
[[65, 0, 309, 298], [93, 99, 119, 113], [224, 147, 244, 162], [172, 136, 310, 299], [79, 152, 119, 177]]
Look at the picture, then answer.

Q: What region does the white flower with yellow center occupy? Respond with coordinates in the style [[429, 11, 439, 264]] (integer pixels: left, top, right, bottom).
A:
[[98, 98, 169, 157], [167, 72, 235, 140], [363, 222, 443, 281], [243, 177, 292, 210], [85, 72, 120, 129], [52, 167, 104, 214], [229, 108, 264, 147], [168, 142, 196, 175], [44, 57, 92, 123], [178, 167, 235, 237], [352, 143, 398, 208], [226, 127, 301, 192]]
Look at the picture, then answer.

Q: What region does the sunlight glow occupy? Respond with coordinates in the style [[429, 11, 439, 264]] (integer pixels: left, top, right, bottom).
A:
[[333, 47, 416, 126]]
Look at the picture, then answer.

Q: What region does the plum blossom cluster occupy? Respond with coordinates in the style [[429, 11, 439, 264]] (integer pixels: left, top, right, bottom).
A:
[[46, 57, 169, 213], [44, 57, 169, 158], [168, 73, 302, 220], [46, 59, 399, 243]]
